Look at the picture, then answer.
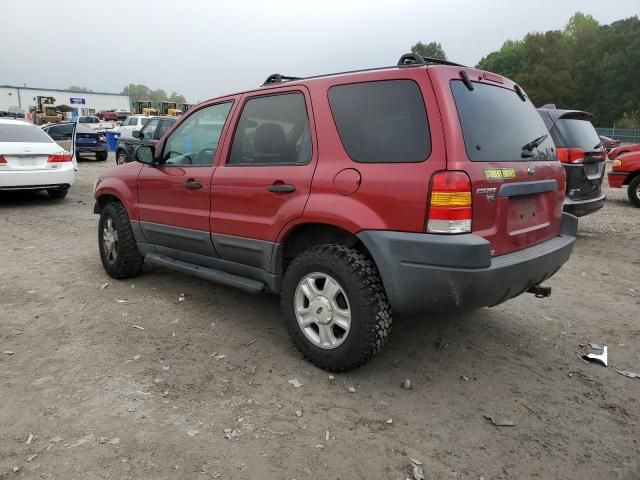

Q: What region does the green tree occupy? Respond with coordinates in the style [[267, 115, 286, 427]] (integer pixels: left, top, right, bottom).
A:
[[477, 13, 640, 126], [410, 41, 447, 60], [122, 84, 189, 108], [67, 86, 92, 92]]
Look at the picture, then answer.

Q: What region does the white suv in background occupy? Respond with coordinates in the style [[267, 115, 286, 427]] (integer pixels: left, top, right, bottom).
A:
[[117, 115, 151, 138], [0, 119, 76, 199]]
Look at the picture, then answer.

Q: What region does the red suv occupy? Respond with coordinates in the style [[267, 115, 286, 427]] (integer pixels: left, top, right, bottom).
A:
[[93, 54, 577, 371]]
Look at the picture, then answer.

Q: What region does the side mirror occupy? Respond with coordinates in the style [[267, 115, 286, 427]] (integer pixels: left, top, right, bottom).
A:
[[132, 130, 142, 139], [135, 145, 155, 165]]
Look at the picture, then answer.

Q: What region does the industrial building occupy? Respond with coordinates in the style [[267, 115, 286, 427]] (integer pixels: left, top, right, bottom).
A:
[[0, 85, 130, 118]]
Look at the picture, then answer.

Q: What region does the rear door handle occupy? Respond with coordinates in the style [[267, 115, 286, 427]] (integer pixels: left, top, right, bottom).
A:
[[184, 180, 202, 189], [267, 183, 296, 193]]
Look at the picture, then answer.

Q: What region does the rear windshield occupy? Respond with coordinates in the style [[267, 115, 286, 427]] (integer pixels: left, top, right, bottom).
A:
[[0, 123, 53, 143], [554, 119, 601, 151], [451, 80, 556, 161], [328, 80, 430, 163]]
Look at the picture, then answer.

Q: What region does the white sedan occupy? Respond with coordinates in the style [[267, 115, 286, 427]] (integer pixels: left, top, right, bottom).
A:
[[0, 119, 76, 199]]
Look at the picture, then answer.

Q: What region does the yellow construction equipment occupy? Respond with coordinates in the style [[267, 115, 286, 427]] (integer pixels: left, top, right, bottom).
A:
[[134, 101, 159, 116], [32, 96, 62, 125], [180, 103, 194, 113], [160, 101, 182, 117]]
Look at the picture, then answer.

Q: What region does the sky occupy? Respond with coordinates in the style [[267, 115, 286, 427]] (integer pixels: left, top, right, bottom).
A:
[[1, 0, 638, 102]]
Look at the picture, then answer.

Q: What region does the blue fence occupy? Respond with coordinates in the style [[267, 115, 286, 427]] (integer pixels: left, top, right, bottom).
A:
[[595, 127, 640, 144]]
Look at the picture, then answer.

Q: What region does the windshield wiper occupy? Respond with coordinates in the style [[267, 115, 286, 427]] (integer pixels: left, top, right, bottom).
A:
[[522, 134, 549, 152]]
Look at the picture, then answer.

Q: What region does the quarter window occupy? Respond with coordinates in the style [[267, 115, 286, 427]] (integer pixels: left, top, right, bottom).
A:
[[228, 93, 311, 166], [142, 119, 160, 139], [328, 80, 430, 163], [162, 102, 233, 166]]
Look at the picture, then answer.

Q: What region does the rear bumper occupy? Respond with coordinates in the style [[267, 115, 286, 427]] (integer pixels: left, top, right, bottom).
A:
[[0, 165, 75, 189], [563, 192, 606, 217], [358, 213, 577, 314], [607, 171, 628, 189], [77, 145, 108, 154]]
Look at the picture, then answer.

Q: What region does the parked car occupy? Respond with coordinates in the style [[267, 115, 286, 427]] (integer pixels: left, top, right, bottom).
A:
[[599, 135, 620, 151], [0, 118, 75, 198], [608, 151, 640, 207], [538, 106, 606, 216], [96, 110, 119, 121], [116, 115, 151, 138], [608, 143, 640, 161], [77, 115, 114, 131], [42, 122, 108, 161], [7, 106, 26, 119], [115, 116, 177, 165], [93, 54, 576, 371], [116, 110, 132, 122]]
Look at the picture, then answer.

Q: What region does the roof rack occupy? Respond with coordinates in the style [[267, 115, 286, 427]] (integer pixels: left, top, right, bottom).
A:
[[262, 74, 302, 86], [397, 53, 465, 67]]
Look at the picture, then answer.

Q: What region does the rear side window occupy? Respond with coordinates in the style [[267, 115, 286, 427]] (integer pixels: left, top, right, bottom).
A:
[[0, 123, 53, 143], [228, 93, 311, 166], [328, 80, 430, 163], [554, 119, 601, 151], [451, 81, 556, 161]]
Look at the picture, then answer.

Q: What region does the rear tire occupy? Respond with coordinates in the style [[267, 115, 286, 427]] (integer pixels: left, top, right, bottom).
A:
[[116, 150, 128, 165], [98, 201, 144, 279], [47, 188, 68, 199], [281, 244, 392, 371], [627, 176, 640, 208], [96, 152, 108, 162]]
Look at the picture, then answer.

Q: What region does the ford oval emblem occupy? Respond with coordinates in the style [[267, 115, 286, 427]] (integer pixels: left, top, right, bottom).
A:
[[527, 166, 537, 175]]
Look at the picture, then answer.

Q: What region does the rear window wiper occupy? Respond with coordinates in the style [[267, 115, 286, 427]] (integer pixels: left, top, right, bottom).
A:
[[522, 133, 549, 152], [593, 141, 603, 150]]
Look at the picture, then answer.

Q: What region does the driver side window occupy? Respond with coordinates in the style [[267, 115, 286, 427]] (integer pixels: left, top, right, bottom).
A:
[[162, 102, 233, 166]]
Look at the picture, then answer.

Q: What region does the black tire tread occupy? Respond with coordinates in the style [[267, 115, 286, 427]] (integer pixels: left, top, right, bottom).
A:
[[627, 175, 640, 208], [99, 201, 144, 279], [281, 244, 392, 371], [47, 188, 68, 199]]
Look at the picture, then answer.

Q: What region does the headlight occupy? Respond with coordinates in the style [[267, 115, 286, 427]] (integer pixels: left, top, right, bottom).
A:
[[612, 159, 621, 168], [99, 135, 107, 143]]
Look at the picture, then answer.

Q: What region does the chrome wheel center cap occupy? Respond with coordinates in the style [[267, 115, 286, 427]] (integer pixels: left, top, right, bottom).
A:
[[311, 296, 333, 325]]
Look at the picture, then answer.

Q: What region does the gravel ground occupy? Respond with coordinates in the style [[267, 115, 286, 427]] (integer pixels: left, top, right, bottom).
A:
[[1, 155, 639, 479]]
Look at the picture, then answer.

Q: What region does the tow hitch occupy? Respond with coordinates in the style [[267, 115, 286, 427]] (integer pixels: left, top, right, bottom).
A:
[[528, 284, 552, 298]]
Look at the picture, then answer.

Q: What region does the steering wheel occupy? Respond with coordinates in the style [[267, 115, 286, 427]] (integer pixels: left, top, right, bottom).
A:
[[164, 151, 193, 165], [195, 147, 216, 165]]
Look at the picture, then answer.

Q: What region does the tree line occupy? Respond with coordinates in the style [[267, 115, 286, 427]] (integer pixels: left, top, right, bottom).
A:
[[64, 84, 189, 108], [413, 13, 640, 128]]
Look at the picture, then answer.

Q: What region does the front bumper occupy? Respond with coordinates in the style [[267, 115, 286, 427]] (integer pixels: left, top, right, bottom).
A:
[[607, 171, 627, 189], [358, 213, 578, 314], [562, 192, 606, 217]]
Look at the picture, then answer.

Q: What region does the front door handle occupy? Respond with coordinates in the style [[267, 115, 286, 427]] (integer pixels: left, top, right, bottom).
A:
[[267, 183, 296, 193], [184, 180, 202, 189]]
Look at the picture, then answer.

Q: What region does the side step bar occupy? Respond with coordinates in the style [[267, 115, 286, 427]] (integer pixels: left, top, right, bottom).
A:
[[145, 253, 265, 294]]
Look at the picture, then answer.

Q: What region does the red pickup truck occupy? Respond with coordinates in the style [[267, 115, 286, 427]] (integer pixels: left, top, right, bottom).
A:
[[96, 110, 119, 121], [608, 147, 640, 207]]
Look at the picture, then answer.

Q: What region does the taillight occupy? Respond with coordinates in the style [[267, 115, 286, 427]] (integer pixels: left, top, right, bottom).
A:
[[0, 155, 7, 164], [48, 152, 73, 163], [427, 171, 472, 234], [556, 147, 585, 164]]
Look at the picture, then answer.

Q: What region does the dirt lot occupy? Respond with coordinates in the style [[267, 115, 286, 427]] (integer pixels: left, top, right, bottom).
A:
[[1, 155, 639, 480]]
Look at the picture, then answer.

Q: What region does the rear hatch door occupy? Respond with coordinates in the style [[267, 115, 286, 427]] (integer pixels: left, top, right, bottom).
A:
[[546, 112, 606, 200], [440, 70, 565, 257]]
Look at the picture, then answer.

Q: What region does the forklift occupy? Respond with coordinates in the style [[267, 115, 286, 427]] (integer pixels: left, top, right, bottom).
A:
[[135, 101, 159, 116], [32, 96, 62, 125], [160, 101, 182, 117]]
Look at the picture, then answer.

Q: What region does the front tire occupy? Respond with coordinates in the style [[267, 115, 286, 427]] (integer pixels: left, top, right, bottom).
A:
[[98, 201, 144, 278], [281, 244, 392, 371], [627, 176, 640, 208], [96, 151, 108, 162]]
